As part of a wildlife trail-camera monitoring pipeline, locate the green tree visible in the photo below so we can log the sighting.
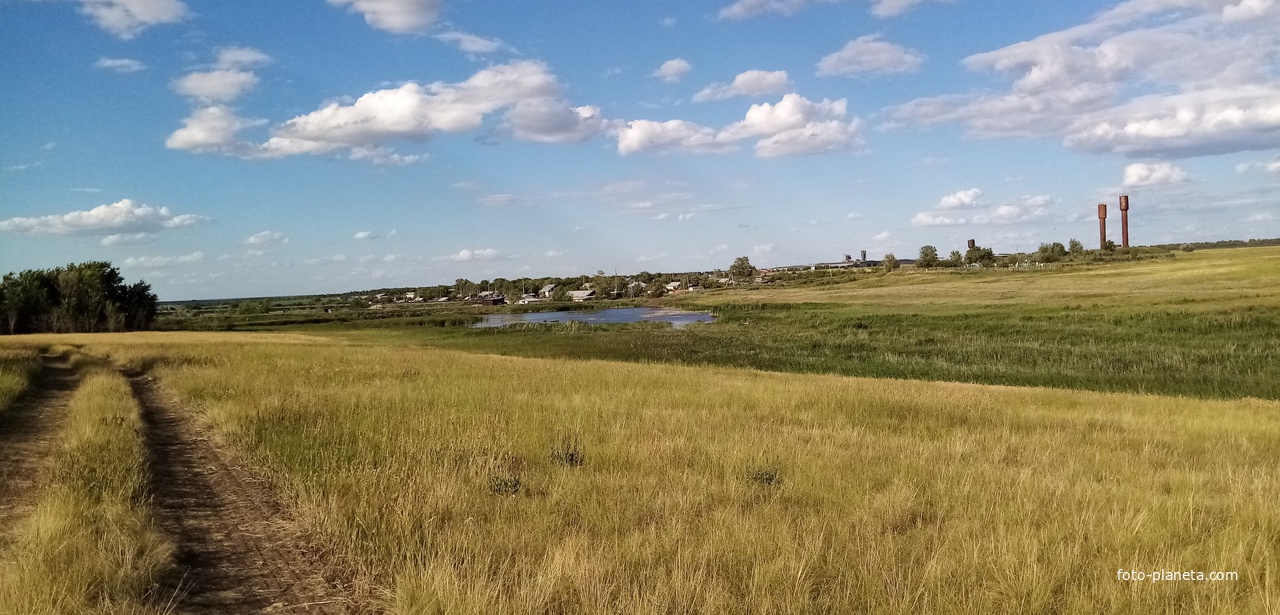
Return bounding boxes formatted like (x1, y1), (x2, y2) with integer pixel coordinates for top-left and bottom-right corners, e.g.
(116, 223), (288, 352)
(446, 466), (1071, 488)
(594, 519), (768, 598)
(1068, 238), (1084, 255)
(965, 245), (996, 267)
(728, 256), (757, 280)
(947, 250), (964, 267)
(1035, 242), (1067, 263)
(882, 253), (900, 272)
(917, 245), (939, 268)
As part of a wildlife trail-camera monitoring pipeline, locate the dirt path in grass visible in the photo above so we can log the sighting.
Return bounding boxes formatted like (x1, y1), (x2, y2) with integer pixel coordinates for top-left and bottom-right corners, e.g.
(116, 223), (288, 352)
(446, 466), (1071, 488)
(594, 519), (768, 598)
(0, 354), (78, 545)
(127, 371), (363, 614)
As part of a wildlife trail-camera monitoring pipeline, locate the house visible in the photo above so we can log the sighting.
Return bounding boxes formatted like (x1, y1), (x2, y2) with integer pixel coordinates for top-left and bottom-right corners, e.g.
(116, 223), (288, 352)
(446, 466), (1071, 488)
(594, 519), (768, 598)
(518, 294), (546, 305)
(567, 290), (596, 302)
(627, 281), (647, 290)
(435, 296), (451, 302)
(665, 281), (682, 291)
(471, 290), (506, 306)
(539, 284), (557, 298)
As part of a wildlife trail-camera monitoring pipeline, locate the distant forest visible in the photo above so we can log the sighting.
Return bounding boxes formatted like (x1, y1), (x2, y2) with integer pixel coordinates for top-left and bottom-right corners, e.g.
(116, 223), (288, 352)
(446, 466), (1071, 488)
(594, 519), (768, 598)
(1, 262), (158, 335)
(1150, 238), (1280, 250)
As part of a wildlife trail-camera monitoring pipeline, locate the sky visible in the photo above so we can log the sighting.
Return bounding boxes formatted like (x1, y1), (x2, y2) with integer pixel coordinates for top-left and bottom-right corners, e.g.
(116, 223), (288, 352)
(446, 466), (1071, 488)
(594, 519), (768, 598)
(2, 0), (1278, 300)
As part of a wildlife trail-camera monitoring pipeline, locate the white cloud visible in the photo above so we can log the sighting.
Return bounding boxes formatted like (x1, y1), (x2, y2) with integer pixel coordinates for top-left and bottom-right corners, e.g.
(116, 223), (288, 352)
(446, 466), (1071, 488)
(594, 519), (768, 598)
(256, 61), (560, 158)
(1122, 162), (1190, 187)
(652, 59), (692, 83)
(244, 231), (288, 245)
(752, 243), (775, 255)
(94, 57), (146, 73)
(215, 47), (272, 70)
(871, 231), (892, 240)
(889, 0), (1280, 158)
(847, 212), (864, 219)
(693, 70), (790, 102)
(937, 188), (983, 209)
(301, 254), (348, 265)
(816, 35), (925, 76)
(544, 250), (563, 257)
(637, 253), (668, 262)
(1244, 212), (1275, 221)
(1223, 0), (1276, 22)
(121, 251), (204, 269)
(717, 0), (944, 20)
(505, 100), (612, 143)
(166, 106), (266, 152)
(618, 93), (864, 157)
(173, 70), (260, 102)
(349, 146), (422, 165)
(79, 0), (188, 39)
(445, 248), (507, 262)
(354, 231), (376, 240)
(678, 213), (696, 222)
(662, 17), (677, 27)
(971, 197), (1051, 225)
(434, 31), (513, 55)
(328, 0), (441, 33)
(912, 212), (967, 226)
(101, 232), (156, 246)
(0, 199), (208, 237)
(651, 213), (670, 220)
(1237, 158), (1280, 174)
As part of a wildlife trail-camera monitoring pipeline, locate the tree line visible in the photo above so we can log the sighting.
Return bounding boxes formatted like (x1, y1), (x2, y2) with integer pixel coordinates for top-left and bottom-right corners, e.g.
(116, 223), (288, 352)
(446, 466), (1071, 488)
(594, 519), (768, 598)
(1, 262), (158, 334)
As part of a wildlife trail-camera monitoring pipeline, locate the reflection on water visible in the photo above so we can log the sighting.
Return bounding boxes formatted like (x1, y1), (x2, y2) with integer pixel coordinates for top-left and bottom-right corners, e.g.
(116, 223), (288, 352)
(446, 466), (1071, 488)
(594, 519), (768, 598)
(473, 307), (715, 329)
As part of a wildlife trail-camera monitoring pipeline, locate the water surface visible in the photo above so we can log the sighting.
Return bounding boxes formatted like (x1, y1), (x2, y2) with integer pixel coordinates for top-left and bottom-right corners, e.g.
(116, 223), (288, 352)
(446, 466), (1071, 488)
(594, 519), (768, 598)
(473, 307), (714, 329)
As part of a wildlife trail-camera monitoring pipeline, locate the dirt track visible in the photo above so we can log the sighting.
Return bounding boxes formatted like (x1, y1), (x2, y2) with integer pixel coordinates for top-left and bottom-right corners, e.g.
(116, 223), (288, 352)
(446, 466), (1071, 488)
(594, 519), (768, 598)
(128, 372), (362, 614)
(0, 354), (78, 545)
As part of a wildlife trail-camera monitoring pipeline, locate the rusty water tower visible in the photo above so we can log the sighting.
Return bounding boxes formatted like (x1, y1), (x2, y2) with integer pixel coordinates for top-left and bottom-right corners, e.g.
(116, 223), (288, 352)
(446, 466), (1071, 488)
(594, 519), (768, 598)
(1119, 195), (1130, 248)
(1098, 203), (1108, 249)
(967, 239), (976, 249)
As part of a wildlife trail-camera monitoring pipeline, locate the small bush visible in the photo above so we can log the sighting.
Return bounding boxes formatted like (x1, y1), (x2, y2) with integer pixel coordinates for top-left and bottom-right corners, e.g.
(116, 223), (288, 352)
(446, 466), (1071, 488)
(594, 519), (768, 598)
(746, 463), (782, 487)
(1181, 244), (1196, 252)
(550, 433), (585, 467)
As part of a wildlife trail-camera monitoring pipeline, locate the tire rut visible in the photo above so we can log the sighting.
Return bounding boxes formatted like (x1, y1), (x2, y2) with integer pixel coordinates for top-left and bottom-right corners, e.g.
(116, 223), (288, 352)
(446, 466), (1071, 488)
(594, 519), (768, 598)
(0, 353), (79, 545)
(127, 371), (361, 614)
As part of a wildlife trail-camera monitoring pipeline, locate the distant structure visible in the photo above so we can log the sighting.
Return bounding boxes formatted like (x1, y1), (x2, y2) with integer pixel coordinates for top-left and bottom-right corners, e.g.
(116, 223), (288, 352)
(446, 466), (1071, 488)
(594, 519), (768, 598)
(1098, 203), (1108, 249)
(860, 250), (867, 261)
(844, 254), (853, 263)
(1119, 194), (1131, 248)
(967, 239), (976, 249)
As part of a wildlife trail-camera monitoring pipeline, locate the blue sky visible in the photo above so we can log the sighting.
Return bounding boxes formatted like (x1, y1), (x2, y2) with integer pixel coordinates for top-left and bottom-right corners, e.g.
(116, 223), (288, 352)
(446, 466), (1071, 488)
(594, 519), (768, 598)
(2, 0), (1278, 299)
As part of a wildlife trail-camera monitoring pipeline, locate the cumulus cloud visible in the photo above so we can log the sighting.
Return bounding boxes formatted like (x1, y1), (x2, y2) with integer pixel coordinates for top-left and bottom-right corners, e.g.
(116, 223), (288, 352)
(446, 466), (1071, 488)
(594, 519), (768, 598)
(257, 61), (560, 157)
(505, 100), (613, 143)
(617, 93), (865, 157)
(173, 47), (272, 102)
(79, 0), (187, 39)
(652, 59), (692, 83)
(752, 243), (775, 255)
(912, 211), (967, 226)
(444, 248), (507, 262)
(888, 0), (1280, 158)
(101, 232), (156, 246)
(937, 188), (983, 209)
(717, 0), (944, 20)
(173, 70), (259, 102)
(121, 251), (204, 269)
(1122, 162), (1190, 187)
(816, 35), (925, 76)
(0, 199), (209, 237)
(328, 0), (441, 33)
(349, 146), (422, 165)
(434, 31), (513, 55)
(1236, 158), (1280, 174)
(94, 57), (146, 73)
(693, 70), (790, 102)
(244, 231), (288, 245)
(871, 231), (891, 241)
(1244, 212), (1275, 221)
(914, 191), (1048, 226)
(166, 106), (266, 152)
(354, 231), (376, 240)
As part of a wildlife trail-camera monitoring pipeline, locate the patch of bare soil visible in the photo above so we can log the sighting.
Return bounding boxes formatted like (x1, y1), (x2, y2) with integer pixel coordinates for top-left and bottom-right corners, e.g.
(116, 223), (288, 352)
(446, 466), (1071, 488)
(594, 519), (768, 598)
(128, 372), (364, 614)
(0, 354), (78, 544)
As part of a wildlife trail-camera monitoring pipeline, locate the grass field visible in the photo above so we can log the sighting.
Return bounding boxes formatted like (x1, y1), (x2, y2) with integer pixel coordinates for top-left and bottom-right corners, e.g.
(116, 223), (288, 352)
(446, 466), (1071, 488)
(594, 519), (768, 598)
(1, 248), (1277, 613)
(319, 247), (1280, 400)
(27, 334), (1264, 614)
(0, 348), (41, 412)
(0, 364), (172, 615)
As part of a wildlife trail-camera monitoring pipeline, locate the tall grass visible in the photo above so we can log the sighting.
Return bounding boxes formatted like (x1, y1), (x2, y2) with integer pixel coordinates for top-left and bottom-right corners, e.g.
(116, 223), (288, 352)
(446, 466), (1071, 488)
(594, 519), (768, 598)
(86, 339), (1280, 614)
(0, 366), (173, 615)
(0, 348), (41, 411)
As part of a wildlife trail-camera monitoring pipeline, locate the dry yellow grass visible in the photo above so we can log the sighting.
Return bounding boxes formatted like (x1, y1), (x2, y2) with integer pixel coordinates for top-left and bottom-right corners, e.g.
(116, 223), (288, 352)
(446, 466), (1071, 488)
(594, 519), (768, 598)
(38, 335), (1274, 614)
(0, 365), (173, 615)
(0, 347), (41, 412)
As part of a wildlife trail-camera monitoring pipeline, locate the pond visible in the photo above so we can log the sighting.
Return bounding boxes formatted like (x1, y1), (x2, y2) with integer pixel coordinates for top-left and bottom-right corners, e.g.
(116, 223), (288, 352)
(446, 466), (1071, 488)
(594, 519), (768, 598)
(473, 307), (715, 329)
